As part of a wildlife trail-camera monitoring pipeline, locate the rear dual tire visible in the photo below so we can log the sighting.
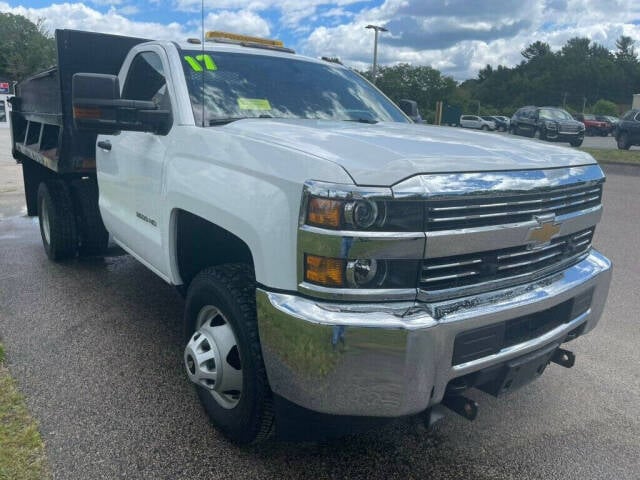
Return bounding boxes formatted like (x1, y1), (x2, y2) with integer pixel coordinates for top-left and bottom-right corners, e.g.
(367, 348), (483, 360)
(37, 179), (109, 261)
(38, 180), (78, 261)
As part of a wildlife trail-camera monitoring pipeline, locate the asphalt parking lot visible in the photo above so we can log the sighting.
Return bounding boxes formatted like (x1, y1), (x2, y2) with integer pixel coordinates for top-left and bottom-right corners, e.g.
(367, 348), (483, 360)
(0, 129), (639, 479)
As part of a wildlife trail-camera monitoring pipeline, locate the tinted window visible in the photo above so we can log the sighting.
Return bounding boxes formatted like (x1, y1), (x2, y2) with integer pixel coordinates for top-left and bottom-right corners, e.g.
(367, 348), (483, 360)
(538, 108), (572, 120)
(122, 51), (171, 110)
(180, 50), (407, 125)
(622, 110), (636, 120)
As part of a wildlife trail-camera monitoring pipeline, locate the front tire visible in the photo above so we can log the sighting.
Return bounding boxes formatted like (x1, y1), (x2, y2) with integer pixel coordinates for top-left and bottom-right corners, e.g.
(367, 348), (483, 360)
(37, 180), (78, 261)
(481, 125), (489, 131)
(570, 138), (584, 147)
(183, 264), (274, 444)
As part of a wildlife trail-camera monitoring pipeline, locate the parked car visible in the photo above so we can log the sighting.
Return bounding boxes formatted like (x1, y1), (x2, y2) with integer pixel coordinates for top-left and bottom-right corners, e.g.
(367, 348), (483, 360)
(573, 113), (610, 136)
(482, 115), (509, 131)
(614, 109), (640, 149)
(595, 115), (618, 135)
(494, 115), (511, 131)
(511, 106), (585, 147)
(460, 114), (496, 130)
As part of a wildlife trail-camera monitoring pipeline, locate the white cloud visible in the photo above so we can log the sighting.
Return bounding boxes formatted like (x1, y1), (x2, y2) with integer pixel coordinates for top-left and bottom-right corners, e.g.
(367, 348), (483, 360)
(300, 0), (640, 80)
(0, 2), (271, 43)
(0, 2), (186, 39)
(204, 10), (271, 37)
(174, 0), (364, 28)
(117, 5), (140, 15)
(1, 0), (640, 81)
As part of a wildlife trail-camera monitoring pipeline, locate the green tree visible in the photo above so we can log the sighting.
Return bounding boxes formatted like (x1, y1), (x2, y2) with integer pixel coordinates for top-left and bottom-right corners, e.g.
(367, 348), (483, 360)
(0, 13), (56, 82)
(591, 99), (618, 116)
(369, 63), (457, 117)
(615, 35), (637, 62)
(521, 41), (551, 60)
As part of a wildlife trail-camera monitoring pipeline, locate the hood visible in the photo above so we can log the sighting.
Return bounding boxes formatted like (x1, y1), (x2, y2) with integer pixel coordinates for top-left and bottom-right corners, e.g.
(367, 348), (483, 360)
(225, 119), (597, 186)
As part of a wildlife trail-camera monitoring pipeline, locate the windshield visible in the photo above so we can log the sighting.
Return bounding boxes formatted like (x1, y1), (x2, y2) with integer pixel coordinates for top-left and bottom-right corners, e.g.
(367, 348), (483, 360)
(538, 108), (573, 121)
(180, 50), (409, 125)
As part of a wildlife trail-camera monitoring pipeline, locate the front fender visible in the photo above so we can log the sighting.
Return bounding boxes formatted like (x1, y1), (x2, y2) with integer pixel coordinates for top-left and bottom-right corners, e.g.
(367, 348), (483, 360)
(163, 126), (352, 290)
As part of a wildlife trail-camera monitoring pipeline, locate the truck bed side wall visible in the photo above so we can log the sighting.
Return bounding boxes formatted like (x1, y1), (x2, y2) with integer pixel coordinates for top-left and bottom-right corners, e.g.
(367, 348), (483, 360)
(11, 29), (148, 175)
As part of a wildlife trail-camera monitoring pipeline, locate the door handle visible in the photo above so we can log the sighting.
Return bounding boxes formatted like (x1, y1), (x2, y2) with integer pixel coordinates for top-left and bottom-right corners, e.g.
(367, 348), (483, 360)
(97, 140), (112, 151)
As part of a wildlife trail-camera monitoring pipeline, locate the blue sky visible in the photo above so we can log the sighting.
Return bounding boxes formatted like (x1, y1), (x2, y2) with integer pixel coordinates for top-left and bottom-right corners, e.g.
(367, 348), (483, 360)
(1, 1), (639, 80)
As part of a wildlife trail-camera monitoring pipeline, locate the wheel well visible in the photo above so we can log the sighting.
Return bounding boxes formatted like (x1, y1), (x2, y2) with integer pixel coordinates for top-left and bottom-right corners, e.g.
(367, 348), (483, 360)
(175, 210), (254, 287)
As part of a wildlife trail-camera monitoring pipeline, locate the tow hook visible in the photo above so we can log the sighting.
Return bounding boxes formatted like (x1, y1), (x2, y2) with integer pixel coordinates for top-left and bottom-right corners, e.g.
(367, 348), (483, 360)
(551, 348), (576, 368)
(441, 395), (479, 421)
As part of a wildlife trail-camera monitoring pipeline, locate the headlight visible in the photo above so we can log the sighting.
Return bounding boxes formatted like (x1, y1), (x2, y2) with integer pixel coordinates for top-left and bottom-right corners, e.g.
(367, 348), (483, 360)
(544, 120), (558, 129)
(344, 199), (379, 229)
(346, 259), (386, 287)
(303, 185), (422, 232)
(299, 181), (424, 299)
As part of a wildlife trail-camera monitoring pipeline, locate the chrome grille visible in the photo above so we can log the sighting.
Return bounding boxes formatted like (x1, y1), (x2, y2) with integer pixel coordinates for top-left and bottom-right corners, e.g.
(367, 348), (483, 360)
(558, 124), (581, 134)
(420, 228), (594, 293)
(426, 183), (602, 231)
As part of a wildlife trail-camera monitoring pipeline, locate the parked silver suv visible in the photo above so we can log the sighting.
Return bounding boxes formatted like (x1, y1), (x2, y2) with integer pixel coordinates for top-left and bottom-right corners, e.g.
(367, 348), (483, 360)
(459, 114), (496, 131)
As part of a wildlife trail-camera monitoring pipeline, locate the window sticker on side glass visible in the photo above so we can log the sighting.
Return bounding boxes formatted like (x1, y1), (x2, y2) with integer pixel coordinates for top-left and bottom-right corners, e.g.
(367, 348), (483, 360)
(237, 98), (272, 110)
(184, 54), (217, 72)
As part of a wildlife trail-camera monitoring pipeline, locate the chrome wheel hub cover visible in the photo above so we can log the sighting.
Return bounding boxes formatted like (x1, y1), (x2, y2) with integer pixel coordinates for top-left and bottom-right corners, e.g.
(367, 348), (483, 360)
(184, 305), (243, 409)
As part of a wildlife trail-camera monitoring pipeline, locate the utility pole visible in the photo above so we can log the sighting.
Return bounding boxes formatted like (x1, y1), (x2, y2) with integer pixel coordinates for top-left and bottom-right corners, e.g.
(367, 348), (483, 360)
(365, 25), (388, 84)
(563, 92), (567, 109)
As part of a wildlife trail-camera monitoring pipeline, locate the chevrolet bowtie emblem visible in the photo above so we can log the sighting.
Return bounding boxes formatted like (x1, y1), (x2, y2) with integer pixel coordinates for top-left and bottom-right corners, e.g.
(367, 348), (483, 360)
(527, 215), (561, 247)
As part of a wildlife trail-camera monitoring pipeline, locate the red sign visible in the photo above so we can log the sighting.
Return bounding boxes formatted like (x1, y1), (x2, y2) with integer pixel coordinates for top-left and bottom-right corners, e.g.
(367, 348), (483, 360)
(0, 82), (9, 94)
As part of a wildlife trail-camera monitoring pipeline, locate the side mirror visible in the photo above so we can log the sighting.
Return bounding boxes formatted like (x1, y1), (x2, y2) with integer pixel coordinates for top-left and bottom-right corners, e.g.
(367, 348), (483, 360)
(398, 99), (422, 123)
(72, 73), (171, 135)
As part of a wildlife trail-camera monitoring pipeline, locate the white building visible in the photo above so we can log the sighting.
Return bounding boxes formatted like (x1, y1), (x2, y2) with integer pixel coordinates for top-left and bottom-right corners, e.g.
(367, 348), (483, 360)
(0, 94), (12, 129)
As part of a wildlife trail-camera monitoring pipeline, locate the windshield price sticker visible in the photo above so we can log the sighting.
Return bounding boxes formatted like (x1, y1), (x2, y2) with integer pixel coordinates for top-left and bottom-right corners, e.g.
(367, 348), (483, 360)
(184, 54), (217, 72)
(237, 98), (272, 110)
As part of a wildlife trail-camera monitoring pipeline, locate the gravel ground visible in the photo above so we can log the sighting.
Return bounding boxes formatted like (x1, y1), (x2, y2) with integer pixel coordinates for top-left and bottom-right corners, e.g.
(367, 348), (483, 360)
(0, 129), (638, 479)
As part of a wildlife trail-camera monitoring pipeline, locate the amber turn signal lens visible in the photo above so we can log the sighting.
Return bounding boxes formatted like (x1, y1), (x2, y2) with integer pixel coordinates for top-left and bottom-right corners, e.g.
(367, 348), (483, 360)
(307, 197), (342, 228)
(304, 255), (345, 287)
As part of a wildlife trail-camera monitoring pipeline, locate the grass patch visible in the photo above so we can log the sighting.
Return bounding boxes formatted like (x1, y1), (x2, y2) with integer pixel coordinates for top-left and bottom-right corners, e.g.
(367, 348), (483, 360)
(0, 343), (50, 480)
(580, 147), (640, 165)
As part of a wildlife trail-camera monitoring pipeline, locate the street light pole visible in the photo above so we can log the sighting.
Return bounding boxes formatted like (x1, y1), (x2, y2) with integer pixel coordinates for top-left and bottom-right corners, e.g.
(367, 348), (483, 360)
(365, 24), (388, 84)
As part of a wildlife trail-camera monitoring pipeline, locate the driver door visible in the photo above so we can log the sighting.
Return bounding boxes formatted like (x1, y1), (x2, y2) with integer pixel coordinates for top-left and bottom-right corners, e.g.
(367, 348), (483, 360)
(97, 48), (173, 277)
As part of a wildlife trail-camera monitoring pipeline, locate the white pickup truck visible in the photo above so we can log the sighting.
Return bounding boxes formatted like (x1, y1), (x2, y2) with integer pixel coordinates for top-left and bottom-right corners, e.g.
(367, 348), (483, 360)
(11, 30), (612, 444)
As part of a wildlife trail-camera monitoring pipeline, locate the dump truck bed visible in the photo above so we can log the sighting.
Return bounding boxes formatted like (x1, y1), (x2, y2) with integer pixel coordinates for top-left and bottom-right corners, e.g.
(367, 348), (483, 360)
(10, 29), (148, 174)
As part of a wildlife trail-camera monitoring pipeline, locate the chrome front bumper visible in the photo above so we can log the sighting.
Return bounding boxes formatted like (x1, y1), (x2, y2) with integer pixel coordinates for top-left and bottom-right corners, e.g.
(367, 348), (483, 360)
(257, 250), (612, 417)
